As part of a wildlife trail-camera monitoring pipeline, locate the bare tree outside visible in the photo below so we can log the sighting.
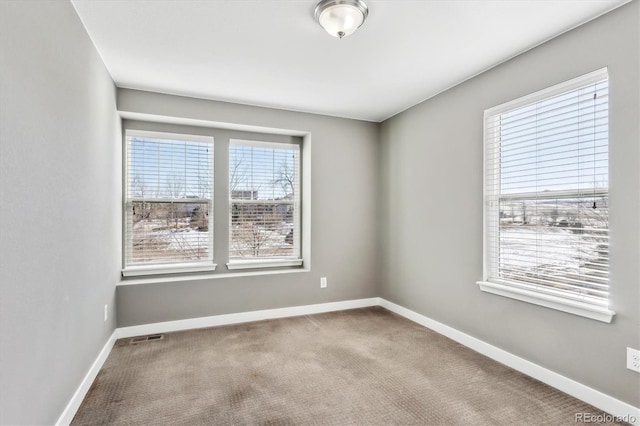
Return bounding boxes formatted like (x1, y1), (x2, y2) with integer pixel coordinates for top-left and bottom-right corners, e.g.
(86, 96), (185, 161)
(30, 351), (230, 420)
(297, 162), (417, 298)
(229, 151), (247, 193)
(131, 174), (150, 223)
(229, 144), (298, 259)
(273, 158), (295, 197)
(126, 136), (212, 266)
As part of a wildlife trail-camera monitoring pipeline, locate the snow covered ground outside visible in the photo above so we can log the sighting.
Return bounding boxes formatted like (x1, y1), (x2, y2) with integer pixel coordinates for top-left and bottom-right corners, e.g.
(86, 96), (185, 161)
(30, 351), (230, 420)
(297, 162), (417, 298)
(498, 225), (608, 299)
(131, 218), (295, 262)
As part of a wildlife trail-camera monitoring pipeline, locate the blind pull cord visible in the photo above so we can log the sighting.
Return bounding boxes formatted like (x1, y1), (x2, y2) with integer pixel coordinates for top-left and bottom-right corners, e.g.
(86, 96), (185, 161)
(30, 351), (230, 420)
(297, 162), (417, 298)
(592, 91), (597, 210)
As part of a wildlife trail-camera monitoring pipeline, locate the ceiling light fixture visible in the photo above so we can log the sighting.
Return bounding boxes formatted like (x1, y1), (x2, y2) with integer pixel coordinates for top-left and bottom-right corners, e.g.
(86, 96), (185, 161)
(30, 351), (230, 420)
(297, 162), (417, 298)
(314, 0), (369, 39)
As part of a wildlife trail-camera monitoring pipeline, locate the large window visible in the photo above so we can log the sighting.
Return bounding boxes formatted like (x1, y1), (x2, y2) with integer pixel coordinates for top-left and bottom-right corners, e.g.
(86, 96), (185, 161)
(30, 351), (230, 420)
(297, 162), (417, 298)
(122, 128), (305, 277)
(227, 140), (302, 269)
(123, 130), (214, 276)
(479, 68), (614, 322)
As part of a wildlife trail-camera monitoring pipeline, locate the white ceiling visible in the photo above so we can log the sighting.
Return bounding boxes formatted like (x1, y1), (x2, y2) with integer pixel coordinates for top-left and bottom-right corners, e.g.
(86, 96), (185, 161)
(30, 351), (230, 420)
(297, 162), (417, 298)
(71, 0), (628, 122)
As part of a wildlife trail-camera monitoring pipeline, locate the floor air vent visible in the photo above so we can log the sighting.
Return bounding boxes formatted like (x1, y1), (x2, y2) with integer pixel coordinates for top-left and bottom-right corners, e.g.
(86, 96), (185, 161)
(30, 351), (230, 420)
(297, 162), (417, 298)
(129, 334), (164, 344)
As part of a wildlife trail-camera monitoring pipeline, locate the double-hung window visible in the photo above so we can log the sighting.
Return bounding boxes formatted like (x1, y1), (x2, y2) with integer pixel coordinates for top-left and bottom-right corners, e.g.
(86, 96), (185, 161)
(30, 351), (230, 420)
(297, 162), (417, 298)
(478, 68), (614, 322)
(123, 130), (215, 276)
(227, 140), (302, 270)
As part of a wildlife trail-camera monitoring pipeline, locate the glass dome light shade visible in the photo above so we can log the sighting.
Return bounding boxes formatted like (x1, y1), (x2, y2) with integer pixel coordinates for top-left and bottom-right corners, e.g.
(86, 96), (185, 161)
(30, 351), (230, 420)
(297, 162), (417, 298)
(315, 0), (369, 39)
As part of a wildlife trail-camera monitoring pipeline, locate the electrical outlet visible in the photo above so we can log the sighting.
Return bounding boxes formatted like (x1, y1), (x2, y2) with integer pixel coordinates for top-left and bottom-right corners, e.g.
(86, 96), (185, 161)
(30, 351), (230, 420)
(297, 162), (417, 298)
(320, 277), (327, 288)
(104, 304), (108, 322)
(627, 347), (640, 373)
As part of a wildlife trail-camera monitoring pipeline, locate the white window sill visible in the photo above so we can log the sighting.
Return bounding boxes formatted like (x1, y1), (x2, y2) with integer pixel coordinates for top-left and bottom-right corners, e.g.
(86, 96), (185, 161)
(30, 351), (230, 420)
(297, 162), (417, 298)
(118, 267), (308, 286)
(226, 259), (303, 270)
(122, 263), (217, 277)
(477, 280), (615, 323)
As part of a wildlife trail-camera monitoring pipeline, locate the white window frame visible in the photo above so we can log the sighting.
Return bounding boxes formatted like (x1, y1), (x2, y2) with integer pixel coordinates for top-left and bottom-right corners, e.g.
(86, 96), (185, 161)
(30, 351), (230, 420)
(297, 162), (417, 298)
(477, 68), (615, 323)
(122, 130), (216, 277)
(227, 139), (303, 270)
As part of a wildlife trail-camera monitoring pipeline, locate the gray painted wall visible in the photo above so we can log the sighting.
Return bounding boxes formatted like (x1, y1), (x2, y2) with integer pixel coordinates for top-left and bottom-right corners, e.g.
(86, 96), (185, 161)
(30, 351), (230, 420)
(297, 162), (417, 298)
(379, 2), (639, 406)
(1, 1), (637, 424)
(116, 89), (381, 327)
(0, 1), (121, 424)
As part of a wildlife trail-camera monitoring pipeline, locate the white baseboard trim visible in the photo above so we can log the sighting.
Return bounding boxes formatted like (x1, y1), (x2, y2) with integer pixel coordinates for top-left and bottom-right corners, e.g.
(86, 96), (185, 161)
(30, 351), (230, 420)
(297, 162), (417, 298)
(116, 297), (380, 339)
(55, 330), (118, 426)
(58, 298), (378, 424)
(58, 297), (639, 426)
(378, 298), (640, 426)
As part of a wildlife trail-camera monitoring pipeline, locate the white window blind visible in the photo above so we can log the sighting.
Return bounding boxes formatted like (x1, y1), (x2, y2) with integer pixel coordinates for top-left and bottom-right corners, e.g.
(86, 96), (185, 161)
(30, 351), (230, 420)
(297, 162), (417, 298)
(124, 130), (214, 273)
(481, 68), (613, 321)
(229, 140), (301, 264)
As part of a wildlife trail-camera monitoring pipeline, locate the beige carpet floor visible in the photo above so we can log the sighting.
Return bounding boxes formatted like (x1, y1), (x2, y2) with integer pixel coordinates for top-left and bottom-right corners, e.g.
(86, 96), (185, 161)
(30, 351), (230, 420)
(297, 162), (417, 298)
(72, 307), (623, 425)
